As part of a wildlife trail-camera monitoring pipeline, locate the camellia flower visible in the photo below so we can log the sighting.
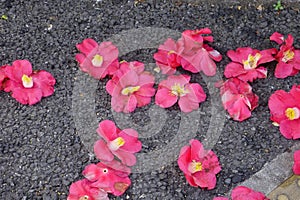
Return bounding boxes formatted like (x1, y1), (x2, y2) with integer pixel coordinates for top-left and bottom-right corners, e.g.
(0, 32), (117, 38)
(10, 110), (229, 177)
(75, 38), (119, 79)
(106, 61), (155, 113)
(268, 85), (300, 139)
(177, 28), (222, 76)
(94, 120), (142, 166)
(67, 179), (109, 200)
(293, 150), (300, 175)
(224, 47), (276, 82)
(83, 161), (131, 196)
(213, 186), (269, 200)
(155, 74), (206, 113)
(217, 78), (259, 122)
(0, 65), (8, 90)
(177, 139), (221, 190)
(270, 32), (300, 78)
(4, 60), (56, 105)
(153, 38), (181, 75)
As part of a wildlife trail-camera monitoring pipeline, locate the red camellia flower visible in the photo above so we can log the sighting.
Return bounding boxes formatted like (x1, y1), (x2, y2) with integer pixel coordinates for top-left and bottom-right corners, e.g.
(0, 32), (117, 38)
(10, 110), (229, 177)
(83, 161), (131, 196)
(106, 61), (156, 113)
(177, 139), (221, 190)
(94, 120), (142, 166)
(4, 60), (56, 105)
(177, 28), (222, 76)
(224, 47), (276, 82)
(231, 186), (270, 200)
(0, 65), (8, 90)
(75, 38), (119, 79)
(293, 150), (300, 175)
(155, 74), (206, 113)
(270, 32), (300, 78)
(153, 38), (181, 75)
(268, 85), (300, 139)
(67, 179), (109, 200)
(217, 78), (259, 121)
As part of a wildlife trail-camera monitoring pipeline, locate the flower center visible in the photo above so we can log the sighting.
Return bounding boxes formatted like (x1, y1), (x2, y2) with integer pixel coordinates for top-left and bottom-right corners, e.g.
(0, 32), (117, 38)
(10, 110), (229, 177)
(22, 74), (33, 88)
(243, 53), (261, 70)
(285, 107), (300, 120)
(92, 54), (103, 67)
(121, 86), (140, 95)
(108, 137), (125, 151)
(171, 83), (189, 97)
(188, 160), (203, 173)
(79, 195), (89, 200)
(168, 50), (176, 55)
(282, 50), (294, 63)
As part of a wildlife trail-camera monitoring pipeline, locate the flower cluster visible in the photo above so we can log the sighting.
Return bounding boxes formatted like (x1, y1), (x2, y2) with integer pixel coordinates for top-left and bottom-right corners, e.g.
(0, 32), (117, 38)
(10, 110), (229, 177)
(177, 139), (221, 190)
(0, 60), (55, 105)
(67, 120), (142, 199)
(213, 186), (269, 200)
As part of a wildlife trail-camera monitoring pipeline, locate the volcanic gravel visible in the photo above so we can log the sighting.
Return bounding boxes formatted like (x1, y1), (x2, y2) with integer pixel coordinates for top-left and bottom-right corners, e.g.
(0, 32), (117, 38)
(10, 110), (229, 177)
(1, 0), (300, 199)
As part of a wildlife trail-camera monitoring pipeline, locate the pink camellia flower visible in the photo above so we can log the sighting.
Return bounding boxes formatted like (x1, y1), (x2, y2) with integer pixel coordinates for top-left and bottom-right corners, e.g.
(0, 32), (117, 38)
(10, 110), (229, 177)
(0, 65), (8, 90)
(94, 120), (142, 166)
(177, 139), (221, 190)
(224, 47), (276, 82)
(83, 161), (131, 196)
(270, 32), (300, 78)
(4, 60), (56, 105)
(268, 85), (300, 139)
(153, 38), (181, 75)
(155, 74), (206, 113)
(75, 38), (119, 79)
(231, 186), (270, 200)
(67, 179), (109, 200)
(177, 28), (222, 76)
(293, 150), (300, 175)
(217, 78), (259, 122)
(106, 61), (155, 113)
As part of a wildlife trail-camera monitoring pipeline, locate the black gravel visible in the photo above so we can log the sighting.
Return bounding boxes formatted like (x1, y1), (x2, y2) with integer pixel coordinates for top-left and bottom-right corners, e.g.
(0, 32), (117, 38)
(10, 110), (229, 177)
(1, 0), (300, 199)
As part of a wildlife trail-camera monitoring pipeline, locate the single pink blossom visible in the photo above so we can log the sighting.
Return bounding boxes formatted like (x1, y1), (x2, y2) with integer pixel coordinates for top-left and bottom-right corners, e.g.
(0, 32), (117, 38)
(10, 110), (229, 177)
(293, 150), (300, 175)
(106, 61), (155, 113)
(75, 38), (119, 79)
(177, 28), (222, 76)
(270, 32), (300, 78)
(177, 139), (221, 190)
(155, 74), (206, 112)
(4, 60), (55, 105)
(231, 186), (269, 200)
(268, 85), (300, 139)
(67, 179), (109, 200)
(94, 120), (142, 166)
(83, 161), (131, 196)
(224, 47), (276, 82)
(153, 38), (181, 75)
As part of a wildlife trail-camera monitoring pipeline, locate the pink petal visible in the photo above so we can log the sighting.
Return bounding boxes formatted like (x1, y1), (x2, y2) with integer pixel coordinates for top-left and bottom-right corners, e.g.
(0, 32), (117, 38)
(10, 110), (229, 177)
(11, 87), (43, 105)
(76, 38), (98, 55)
(184, 173), (198, 187)
(32, 70), (56, 97)
(279, 119), (300, 139)
(227, 47), (253, 63)
(270, 32), (284, 45)
(97, 120), (118, 141)
(275, 61), (294, 78)
(155, 87), (178, 108)
(113, 150), (137, 166)
(119, 129), (142, 153)
(177, 145), (191, 174)
(124, 94), (138, 113)
(224, 62), (246, 79)
(193, 171), (217, 190)
(293, 150), (300, 175)
(94, 139), (115, 161)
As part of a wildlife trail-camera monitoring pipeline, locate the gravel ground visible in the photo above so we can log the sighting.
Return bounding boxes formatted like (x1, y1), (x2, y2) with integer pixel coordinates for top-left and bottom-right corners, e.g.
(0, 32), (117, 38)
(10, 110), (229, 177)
(1, 0), (300, 199)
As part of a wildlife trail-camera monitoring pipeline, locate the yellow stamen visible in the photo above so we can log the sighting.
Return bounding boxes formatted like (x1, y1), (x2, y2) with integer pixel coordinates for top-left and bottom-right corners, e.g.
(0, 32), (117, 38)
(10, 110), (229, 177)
(109, 137), (125, 151)
(79, 195), (89, 200)
(188, 160), (203, 173)
(243, 53), (261, 70)
(282, 50), (294, 63)
(92, 54), (103, 67)
(121, 86), (140, 95)
(22, 74), (33, 88)
(171, 83), (189, 97)
(285, 107), (300, 120)
(168, 50), (176, 55)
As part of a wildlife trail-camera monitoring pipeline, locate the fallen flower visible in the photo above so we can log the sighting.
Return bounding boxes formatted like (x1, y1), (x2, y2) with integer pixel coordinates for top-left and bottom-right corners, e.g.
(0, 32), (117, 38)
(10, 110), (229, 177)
(270, 32), (300, 78)
(75, 38), (119, 79)
(213, 186), (269, 200)
(217, 78), (259, 121)
(106, 61), (156, 113)
(4, 60), (56, 105)
(153, 38), (181, 75)
(268, 85), (300, 139)
(224, 47), (276, 82)
(177, 139), (221, 190)
(67, 179), (109, 200)
(293, 150), (300, 175)
(94, 120), (142, 166)
(155, 74), (206, 112)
